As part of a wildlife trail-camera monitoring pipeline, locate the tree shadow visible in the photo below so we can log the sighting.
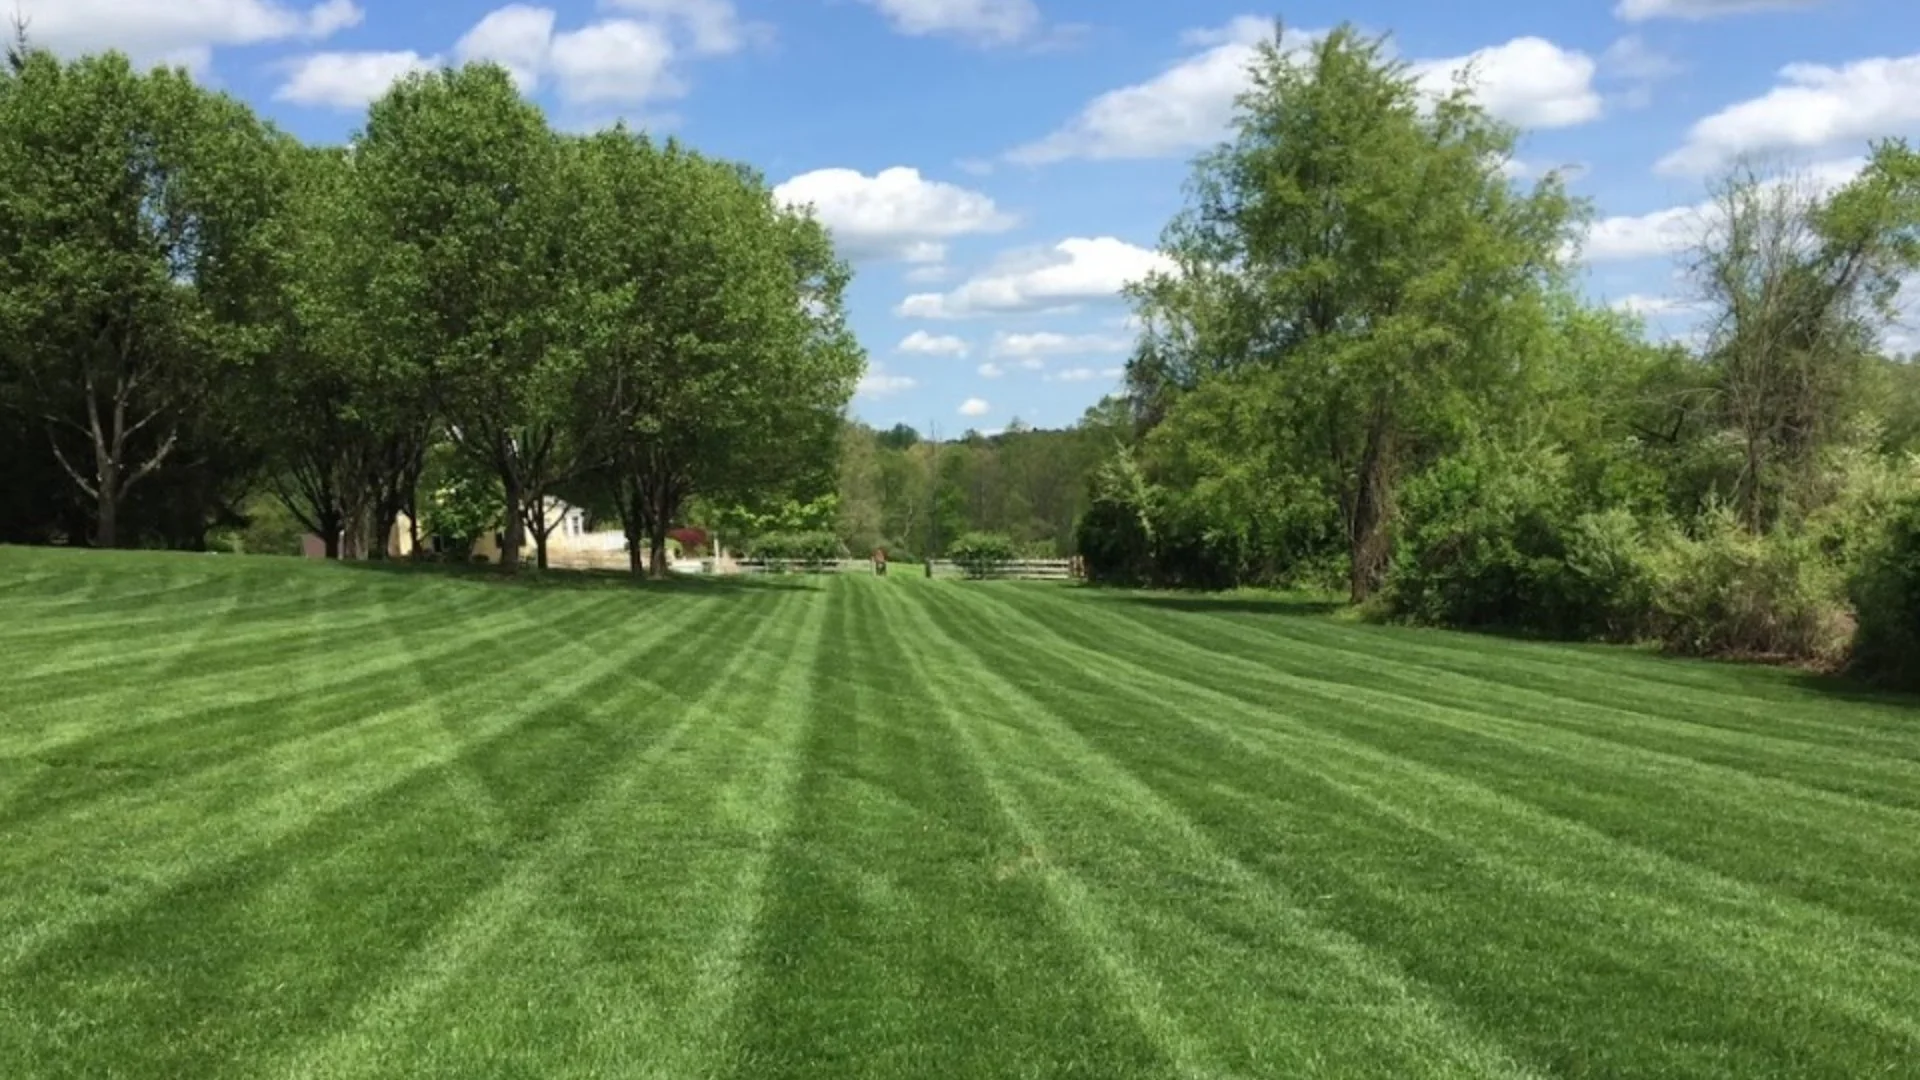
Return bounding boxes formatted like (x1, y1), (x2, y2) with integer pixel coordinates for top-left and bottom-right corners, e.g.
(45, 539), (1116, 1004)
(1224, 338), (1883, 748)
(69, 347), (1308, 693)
(1785, 669), (1920, 711)
(334, 560), (824, 594)
(1091, 590), (1346, 619)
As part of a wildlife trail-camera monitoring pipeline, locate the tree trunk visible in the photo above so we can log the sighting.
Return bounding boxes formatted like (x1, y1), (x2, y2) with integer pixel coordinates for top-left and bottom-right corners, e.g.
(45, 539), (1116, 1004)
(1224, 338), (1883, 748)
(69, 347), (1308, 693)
(535, 531), (550, 571)
(94, 477), (119, 549)
(322, 528), (341, 560)
(650, 523), (670, 581)
(1347, 408), (1397, 605)
(499, 470), (524, 571)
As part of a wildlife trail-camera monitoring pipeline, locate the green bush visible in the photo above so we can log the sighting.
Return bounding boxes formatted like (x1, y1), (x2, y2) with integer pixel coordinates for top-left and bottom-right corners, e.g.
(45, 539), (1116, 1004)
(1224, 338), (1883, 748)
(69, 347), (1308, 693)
(750, 531), (845, 569)
(1849, 493), (1920, 687)
(1647, 505), (1850, 664)
(948, 532), (1017, 578)
(1076, 450), (1158, 586)
(1558, 509), (1662, 641)
(1386, 444), (1579, 633)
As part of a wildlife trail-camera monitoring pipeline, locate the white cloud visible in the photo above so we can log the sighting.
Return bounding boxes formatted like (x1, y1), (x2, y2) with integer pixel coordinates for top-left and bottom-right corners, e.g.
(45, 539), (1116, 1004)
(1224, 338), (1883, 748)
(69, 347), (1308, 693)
(1011, 20), (1601, 164)
(1008, 17), (1304, 164)
(306, 0), (364, 37)
(772, 167), (1015, 263)
(1657, 53), (1920, 175)
(1045, 367), (1108, 383)
(441, 3), (758, 108)
(856, 0), (1041, 45)
(905, 264), (953, 284)
(859, 364), (917, 399)
(546, 20), (681, 105)
(1600, 35), (1681, 108)
(978, 362), (1006, 378)
(1609, 293), (1701, 316)
(454, 5), (557, 92)
(275, 50), (439, 108)
(1412, 38), (1603, 129)
(898, 237), (1173, 319)
(899, 331), (970, 358)
(959, 396), (992, 417)
(1584, 203), (1704, 262)
(1615, 0), (1829, 20)
(19, 0), (361, 70)
(989, 331), (1133, 359)
(604, 0), (766, 55)
(1580, 155), (1865, 262)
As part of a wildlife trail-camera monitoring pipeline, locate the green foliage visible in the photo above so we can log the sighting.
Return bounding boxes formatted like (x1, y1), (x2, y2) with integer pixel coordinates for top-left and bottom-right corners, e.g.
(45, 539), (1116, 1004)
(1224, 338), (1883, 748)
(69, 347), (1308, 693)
(423, 459), (504, 550)
(1076, 448), (1159, 586)
(749, 531), (844, 568)
(0, 47), (286, 547)
(1387, 444), (1578, 632)
(947, 532), (1017, 577)
(1647, 506), (1851, 664)
(1849, 489), (1920, 686)
(1125, 20), (1581, 600)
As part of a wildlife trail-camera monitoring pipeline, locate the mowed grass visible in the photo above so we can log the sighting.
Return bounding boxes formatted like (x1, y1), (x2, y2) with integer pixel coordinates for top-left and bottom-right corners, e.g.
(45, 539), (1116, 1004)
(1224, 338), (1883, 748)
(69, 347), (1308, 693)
(3, 549), (1919, 1079)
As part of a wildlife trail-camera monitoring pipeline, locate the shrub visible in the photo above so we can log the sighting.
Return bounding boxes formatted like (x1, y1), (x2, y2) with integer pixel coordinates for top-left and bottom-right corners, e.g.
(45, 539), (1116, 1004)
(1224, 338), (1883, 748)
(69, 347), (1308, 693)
(750, 531), (844, 569)
(1076, 450), (1158, 586)
(1849, 492), (1920, 687)
(1386, 444), (1578, 633)
(1647, 505), (1851, 665)
(1557, 509), (1662, 641)
(948, 532), (1017, 578)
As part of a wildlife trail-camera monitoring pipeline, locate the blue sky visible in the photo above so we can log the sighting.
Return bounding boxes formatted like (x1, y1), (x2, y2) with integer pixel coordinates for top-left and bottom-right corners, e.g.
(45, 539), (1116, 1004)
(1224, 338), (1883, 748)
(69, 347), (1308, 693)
(26, 0), (1920, 433)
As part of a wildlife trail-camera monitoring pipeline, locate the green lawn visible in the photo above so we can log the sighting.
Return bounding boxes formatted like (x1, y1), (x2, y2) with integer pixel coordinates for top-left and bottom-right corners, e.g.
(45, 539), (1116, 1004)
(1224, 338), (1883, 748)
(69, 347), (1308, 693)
(3, 548), (1919, 1079)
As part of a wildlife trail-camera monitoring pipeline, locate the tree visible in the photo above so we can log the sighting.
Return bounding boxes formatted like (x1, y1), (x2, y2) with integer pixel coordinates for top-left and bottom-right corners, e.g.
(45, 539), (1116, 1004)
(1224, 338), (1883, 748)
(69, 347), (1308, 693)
(353, 63), (561, 571)
(1692, 142), (1920, 530)
(0, 49), (285, 547)
(573, 129), (861, 578)
(1128, 23), (1580, 600)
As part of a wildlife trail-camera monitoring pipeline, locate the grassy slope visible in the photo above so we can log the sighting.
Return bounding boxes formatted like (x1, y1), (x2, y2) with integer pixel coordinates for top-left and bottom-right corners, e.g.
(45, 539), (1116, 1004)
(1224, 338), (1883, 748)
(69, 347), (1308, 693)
(1, 547), (1918, 1079)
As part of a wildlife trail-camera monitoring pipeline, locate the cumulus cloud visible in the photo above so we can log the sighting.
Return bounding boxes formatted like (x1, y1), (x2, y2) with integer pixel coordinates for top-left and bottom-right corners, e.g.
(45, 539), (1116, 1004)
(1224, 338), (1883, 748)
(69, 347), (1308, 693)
(856, 0), (1041, 46)
(773, 168), (1015, 264)
(1615, 0), (1830, 20)
(1007, 17), (1304, 164)
(1010, 19), (1601, 164)
(977, 362), (1006, 378)
(899, 331), (970, 358)
(858, 364), (917, 399)
(454, 5), (557, 92)
(989, 331), (1134, 359)
(1413, 38), (1603, 129)
(1657, 53), (1920, 175)
(897, 237), (1173, 319)
(1580, 156), (1865, 262)
(546, 20), (681, 105)
(345, 2), (760, 111)
(275, 50), (439, 108)
(19, 0), (361, 72)
(604, 0), (769, 55)
(958, 397), (993, 417)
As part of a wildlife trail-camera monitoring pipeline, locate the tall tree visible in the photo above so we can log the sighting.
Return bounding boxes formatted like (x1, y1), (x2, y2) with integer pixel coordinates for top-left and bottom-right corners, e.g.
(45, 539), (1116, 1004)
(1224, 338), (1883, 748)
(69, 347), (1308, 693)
(1692, 142), (1920, 529)
(354, 63), (559, 570)
(574, 129), (861, 578)
(0, 50), (285, 547)
(1129, 23), (1579, 600)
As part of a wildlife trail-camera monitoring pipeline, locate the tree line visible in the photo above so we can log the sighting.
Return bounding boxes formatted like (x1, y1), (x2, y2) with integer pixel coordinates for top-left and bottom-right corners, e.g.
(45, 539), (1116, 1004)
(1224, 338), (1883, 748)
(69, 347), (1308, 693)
(1071, 24), (1920, 685)
(0, 42), (861, 576)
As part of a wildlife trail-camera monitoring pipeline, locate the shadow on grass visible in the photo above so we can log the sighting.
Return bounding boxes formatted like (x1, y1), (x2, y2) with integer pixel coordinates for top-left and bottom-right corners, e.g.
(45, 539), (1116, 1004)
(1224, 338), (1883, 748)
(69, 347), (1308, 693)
(1085, 589), (1346, 619)
(335, 559), (824, 594)
(1786, 670), (1920, 710)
